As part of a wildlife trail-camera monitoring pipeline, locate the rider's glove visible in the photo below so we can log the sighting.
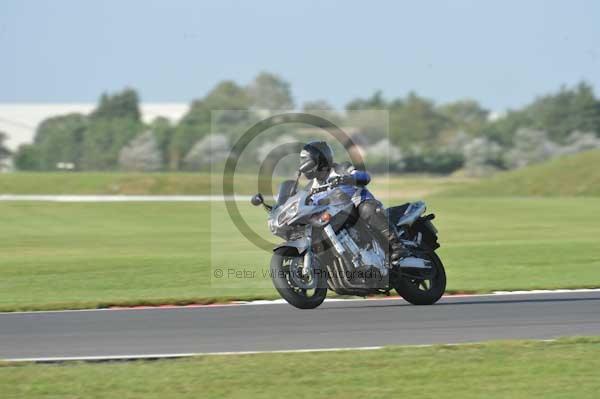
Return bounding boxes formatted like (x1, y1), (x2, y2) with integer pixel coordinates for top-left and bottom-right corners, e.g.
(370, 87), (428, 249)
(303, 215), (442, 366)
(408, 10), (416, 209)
(327, 175), (355, 186)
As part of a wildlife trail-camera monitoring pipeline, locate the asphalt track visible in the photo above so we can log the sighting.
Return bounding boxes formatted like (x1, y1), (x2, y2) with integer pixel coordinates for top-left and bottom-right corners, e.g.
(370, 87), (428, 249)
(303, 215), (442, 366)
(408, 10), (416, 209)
(1, 291), (600, 361)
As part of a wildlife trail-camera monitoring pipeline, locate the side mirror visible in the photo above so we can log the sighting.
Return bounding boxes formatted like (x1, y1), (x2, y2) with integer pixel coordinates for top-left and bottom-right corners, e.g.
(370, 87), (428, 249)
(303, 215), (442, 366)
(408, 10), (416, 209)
(250, 193), (264, 206)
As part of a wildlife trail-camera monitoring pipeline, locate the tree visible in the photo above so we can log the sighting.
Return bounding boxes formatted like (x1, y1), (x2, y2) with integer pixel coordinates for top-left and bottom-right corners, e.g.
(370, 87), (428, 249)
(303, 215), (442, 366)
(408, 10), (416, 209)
(13, 144), (40, 170)
(82, 89), (143, 170)
(363, 139), (404, 173)
(247, 72), (294, 109)
(301, 100), (343, 127)
(118, 131), (163, 172)
(302, 100), (334, 111)
(557, 130), (600, 156)
(462, 137), (503, 176)
(346, 110), (388, 144)
(90, 88), (141, 121)
(173, 80), (255, 170)
(176, 81), (251, 140)
(482, 109), (532, 145)
(11, 87), (144, 171)
(204, 80), (252, 110)
(345, 90), (386, 111)
(171, 99), (212, 170)
(402, 147), (464, 174)
(8, 113), (88, 171)
(0, 131), (11, 169)
(527, 82), (600, 142)
(150, 117), (176, 170)
(345, 92), (392, 146)
(504, 128), (559, 169)
(183, 134), (230, 170)
(82, 118), (142, 170)
(31, 114), (87, 170)
(484, 82), (600, 145)
(389, 92), (450, 147)
(439, 99), (489, 135)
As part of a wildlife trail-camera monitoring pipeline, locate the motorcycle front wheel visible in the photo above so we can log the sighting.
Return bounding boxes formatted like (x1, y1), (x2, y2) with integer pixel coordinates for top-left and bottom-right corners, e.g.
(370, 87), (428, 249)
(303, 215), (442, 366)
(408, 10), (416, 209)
(392, 250), (446, 305)
(270, 247), (327, 309)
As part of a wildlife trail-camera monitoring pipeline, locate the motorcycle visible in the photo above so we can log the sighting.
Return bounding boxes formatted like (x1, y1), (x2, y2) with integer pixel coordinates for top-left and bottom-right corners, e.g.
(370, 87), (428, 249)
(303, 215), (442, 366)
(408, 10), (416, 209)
(250, 169), (446, 309)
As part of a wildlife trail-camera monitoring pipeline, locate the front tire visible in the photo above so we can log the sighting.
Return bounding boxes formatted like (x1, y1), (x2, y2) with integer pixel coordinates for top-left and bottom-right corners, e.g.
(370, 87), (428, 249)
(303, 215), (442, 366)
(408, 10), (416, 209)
(270, 248), (327, 309)
(392, 251), (446, 305)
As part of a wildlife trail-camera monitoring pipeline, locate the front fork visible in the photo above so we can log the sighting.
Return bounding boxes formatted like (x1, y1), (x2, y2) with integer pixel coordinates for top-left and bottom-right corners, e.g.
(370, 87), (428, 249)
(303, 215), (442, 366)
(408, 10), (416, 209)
(302, 225), (313, 277)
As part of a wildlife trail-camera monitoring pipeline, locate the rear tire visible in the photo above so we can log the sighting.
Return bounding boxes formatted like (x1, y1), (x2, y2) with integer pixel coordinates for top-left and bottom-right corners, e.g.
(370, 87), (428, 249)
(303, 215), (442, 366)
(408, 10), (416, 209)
(270, 248), (327, 309)
(393, 251), (446, 305)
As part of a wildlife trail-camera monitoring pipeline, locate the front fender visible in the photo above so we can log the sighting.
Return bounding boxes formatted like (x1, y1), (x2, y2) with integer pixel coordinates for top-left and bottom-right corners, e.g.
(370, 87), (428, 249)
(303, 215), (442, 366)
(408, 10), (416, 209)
(273, 238), (309, 255)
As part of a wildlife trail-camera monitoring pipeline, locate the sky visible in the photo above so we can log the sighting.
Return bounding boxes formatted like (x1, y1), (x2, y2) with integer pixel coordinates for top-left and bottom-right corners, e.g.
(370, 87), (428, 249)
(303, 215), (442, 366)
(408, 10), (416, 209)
(1, 0), (599, 112)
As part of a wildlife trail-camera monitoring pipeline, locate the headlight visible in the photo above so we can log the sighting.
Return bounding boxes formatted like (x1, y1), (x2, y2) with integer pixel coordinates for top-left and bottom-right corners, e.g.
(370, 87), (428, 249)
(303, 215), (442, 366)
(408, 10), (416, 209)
(277, 200), (299, 225)
(268, 218), (277, 233)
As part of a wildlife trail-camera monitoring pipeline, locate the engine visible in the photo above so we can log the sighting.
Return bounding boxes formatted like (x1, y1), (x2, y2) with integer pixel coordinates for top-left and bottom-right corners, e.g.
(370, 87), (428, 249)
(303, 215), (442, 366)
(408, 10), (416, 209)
(331, 226), (388, 276)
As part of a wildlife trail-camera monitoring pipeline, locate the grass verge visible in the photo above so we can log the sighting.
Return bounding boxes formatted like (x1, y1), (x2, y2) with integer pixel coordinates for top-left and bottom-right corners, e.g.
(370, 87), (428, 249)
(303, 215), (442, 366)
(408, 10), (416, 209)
(1, 197), (599, 311)
(1, 337), (599, 399)
(444, 149), (600, 197)
(0, 172), (467, 197)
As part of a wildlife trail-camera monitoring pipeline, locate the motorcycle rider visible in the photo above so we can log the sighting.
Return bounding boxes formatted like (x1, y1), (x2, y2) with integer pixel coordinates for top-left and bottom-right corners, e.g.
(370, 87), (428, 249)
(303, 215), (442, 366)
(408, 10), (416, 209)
(299, 140), (408, 262)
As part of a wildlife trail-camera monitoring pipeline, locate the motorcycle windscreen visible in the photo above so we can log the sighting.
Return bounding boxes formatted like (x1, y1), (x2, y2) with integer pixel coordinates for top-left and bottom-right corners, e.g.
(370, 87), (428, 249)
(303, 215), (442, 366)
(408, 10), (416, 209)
(275, 180), (297, 206)
(311, 185), (355, 205)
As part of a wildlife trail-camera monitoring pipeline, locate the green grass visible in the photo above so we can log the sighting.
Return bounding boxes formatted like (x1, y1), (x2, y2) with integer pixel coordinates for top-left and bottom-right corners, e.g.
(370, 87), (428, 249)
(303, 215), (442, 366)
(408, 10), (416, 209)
(446, 150), (600, 197)
(3, 150), (599, 198)
(2, 337), (599, 399)
(1, 196), (599, 311)
(0, 171), (470, 197)
(0, 172), (256, 195)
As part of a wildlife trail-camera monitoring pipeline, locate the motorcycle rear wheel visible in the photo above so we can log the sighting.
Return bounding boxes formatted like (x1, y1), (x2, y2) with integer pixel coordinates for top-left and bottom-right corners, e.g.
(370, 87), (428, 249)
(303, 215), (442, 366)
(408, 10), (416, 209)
(392, 251), (446, 305)
(270, 248), (327, 309)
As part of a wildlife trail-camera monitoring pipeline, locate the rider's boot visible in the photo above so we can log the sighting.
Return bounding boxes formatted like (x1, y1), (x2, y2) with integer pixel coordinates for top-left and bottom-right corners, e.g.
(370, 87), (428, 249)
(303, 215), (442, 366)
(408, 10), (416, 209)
(375, 215), (432, 269)
(361, 201), (409, 262)
(379, 224), (409, 263)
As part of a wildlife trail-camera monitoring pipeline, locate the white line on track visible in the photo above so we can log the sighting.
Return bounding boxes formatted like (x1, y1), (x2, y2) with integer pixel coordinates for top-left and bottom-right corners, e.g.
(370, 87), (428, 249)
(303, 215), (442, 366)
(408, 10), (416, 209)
(231, 288), (600, 306)
(1, 288), (599, 315)
(4, 346), (385, 363)
(4, 339), (563, 363)
(0, 195), (255, 202)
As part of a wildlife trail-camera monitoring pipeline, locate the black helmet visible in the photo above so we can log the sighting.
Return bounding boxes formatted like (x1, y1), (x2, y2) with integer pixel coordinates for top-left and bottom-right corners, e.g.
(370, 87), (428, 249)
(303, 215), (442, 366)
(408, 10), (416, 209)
(299, 141), (334, 179)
